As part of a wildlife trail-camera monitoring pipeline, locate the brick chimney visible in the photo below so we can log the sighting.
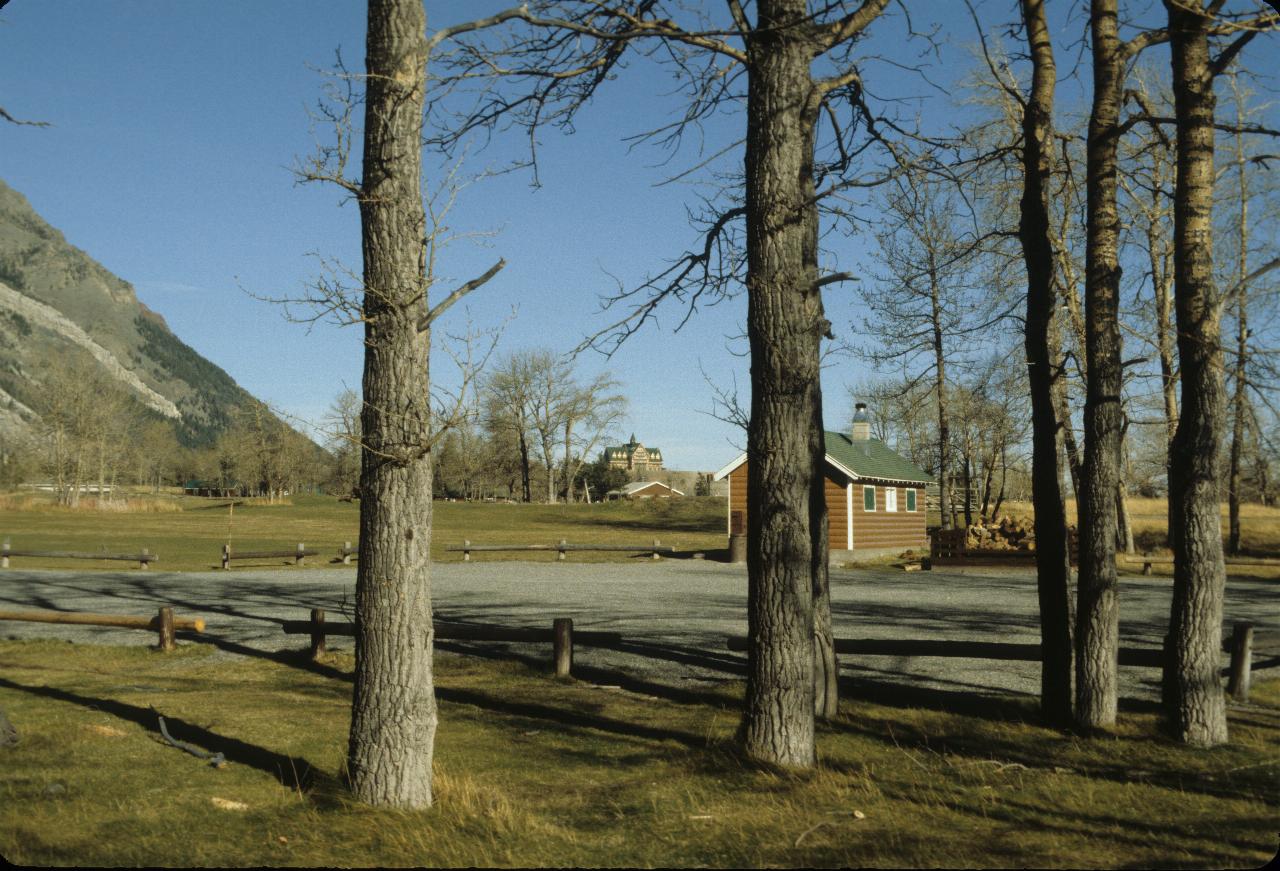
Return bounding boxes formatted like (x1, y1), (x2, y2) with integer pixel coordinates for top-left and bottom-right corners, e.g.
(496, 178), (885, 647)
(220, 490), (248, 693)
(852, 402), (871, 441)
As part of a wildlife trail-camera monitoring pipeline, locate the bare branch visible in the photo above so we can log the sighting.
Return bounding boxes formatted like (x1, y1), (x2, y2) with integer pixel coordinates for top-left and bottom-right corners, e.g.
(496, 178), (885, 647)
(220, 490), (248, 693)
(417, 258), (507, 332)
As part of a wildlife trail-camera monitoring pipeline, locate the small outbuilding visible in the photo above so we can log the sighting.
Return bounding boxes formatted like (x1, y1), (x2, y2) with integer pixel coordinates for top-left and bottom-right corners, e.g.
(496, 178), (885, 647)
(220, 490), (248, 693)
(606, 480), (685, 501)
(712, 403), (934, 561)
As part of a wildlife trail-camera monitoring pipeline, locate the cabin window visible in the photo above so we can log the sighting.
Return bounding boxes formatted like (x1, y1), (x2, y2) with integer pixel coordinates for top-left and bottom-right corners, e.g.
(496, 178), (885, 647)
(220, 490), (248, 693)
(863, 485), (876, 511)
(885, 487), (898, 512)
(906, 488), (917, 512)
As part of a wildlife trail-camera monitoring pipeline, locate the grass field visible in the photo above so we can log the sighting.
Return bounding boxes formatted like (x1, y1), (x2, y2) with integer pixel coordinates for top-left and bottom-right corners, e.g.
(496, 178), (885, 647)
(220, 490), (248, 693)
(0, 640), (1276, 868)
(0, 492), (728, 571)
(4, 490), (1280, 577)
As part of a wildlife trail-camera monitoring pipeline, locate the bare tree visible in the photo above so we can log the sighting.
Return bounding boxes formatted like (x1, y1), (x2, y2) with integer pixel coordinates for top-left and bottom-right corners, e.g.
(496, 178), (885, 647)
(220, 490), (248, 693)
(561, 372), (627, 502)
(435, 0), (903, 764)
(1075, 0), (1180, 732)
(292, 0), (511, 807)
(1161, 0), (1276, 748)
(323, 388), (362, 498)
(1010, 0), (1077, 727)
(859, 166), (995, 532)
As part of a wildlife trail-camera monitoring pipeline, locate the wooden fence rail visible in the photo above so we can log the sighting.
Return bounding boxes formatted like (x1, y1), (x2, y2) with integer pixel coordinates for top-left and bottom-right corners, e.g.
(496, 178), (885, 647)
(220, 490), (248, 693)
(221, 543), (316, 569)
(445, 539), (674, 561)
(0, 607), (205, 651)
(282, 608), (622, 677)
(2, 539), (156, 570)
(725, 624), (1256, 702)
(1119, 554), (1280, 575)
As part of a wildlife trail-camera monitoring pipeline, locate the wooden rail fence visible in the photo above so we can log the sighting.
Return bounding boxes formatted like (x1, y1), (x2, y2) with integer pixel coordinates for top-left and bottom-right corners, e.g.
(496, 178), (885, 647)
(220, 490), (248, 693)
(725, 622), (1257, 702)
(282, 608), (622, 677)
(0, 607), (205, 651)
(1119, 554), (1280, 575)
(221, 543), (316, 569)
(446, 539), (674, 561)
(2, 538), (157, 569)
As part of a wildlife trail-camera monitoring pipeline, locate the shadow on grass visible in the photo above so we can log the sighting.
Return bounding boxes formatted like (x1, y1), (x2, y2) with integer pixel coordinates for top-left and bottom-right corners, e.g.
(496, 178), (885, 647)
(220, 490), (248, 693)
(832, 699), (1277, 804)
(0, 675), (334, 796)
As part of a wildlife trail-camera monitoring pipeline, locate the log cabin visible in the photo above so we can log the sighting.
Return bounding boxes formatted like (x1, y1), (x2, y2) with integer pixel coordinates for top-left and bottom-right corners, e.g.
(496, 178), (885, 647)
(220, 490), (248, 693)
(712, 403), (934, 561)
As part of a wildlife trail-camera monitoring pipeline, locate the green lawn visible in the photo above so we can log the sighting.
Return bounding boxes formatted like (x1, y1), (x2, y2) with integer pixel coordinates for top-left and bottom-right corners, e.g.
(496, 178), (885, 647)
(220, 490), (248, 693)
(0, 492), (728, 571)
(0, 639), (1276, 868)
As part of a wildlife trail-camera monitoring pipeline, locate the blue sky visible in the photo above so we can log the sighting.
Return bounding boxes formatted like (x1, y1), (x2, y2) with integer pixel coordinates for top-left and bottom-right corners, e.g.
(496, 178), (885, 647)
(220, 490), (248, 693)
(0, 0), (1195, 470)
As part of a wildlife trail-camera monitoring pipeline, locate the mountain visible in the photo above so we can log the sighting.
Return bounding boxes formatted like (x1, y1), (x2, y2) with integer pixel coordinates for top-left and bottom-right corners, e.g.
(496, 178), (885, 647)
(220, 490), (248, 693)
(0, 177), (279, 448)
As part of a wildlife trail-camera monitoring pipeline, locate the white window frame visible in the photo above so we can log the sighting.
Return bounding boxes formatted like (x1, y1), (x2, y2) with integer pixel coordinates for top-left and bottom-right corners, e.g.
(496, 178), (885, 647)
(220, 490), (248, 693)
(863, 485), (876, 512)
(906, 488), (917, 512)
(885, 487), (898, 512)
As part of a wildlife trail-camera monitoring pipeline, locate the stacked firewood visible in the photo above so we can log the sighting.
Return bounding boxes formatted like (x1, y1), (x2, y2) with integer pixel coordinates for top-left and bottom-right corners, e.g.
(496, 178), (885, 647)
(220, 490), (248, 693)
(965, 516), (1035, 551)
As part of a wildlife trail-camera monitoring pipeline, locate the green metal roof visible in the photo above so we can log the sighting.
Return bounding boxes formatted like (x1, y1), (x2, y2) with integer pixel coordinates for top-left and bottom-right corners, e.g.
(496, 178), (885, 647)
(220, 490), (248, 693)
(823, 432), (934, 484)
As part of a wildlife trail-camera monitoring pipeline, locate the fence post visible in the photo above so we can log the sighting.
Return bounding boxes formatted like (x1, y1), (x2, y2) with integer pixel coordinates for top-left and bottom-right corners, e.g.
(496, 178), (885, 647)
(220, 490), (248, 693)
(558, 539), (567, 561)
(1, 538), (8, 569)
(343, 542), (351, 565)
(222, 544), (230, 570)
(553, 617), (573, 678)
(1227, 622), (1253, 703)
(652, 538), (661, 560)
(157, 607), (175, 652)
(463, 539), (471, 562)
(310, 608), (327, 661)
(296, 543), (305, 566)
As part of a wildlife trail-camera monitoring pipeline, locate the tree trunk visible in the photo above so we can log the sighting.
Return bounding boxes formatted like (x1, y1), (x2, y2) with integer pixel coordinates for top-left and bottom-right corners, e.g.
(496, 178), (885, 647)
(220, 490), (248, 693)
(1151, 187), (1179, 539)
(811, 410), (837, 720)
(1116, 480), (1134, 554)
(932, 266), (952, 531)
(992, 441), (1009, 522)
(1162, 0), (1228, 747)
(739, 0), (822, 767)
(346, 0), (437, 807)
(807, 187), (837, 722)
(1076, 0), (1125, 732)
(1228, 103), (1249, 557)
(1019, 0), (1075, 727)
(517, 430), (531, 503)
(963, 453), (974, 528)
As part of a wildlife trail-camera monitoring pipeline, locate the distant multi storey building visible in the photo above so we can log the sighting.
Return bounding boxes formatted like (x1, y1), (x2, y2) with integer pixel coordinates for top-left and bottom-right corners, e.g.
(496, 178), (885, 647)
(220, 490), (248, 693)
(603, 434), (663, 474)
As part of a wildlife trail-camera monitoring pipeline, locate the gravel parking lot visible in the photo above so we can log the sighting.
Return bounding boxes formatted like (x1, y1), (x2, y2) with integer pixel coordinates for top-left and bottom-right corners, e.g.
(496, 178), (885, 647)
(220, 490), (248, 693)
(1, 561), (1275, 705)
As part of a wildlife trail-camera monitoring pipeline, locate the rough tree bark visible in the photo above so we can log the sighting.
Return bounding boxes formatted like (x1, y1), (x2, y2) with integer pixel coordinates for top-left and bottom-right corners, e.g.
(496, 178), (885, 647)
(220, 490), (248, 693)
(1163, 0), (1229, 747)
(1019, 0), (1075, 726)
(346, 0), (438, 807)
(1077, 0), (1126, 731)
(741, 0), (823, 766)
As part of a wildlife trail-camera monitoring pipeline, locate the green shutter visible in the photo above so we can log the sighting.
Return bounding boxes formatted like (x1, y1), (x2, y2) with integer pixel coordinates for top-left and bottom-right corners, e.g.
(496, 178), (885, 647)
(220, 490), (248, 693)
(906, 488), (916, 512)
(863, 486), (876, 511)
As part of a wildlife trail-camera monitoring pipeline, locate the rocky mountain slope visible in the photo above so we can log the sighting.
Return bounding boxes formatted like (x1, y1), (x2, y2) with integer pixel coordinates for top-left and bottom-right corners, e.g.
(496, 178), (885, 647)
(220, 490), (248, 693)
(0, 177), (279, 447)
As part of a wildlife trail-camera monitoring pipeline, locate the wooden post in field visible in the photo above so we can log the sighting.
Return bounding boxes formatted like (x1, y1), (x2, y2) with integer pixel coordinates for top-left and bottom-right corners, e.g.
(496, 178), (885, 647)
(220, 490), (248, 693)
(553, 617), (573, 678)
(222, 544), (231, 570)
(652, 538), (661, 560)
(463, 539), (471, 562)
(343, 542), (352, 565)
(157, 607), (175, 652)
(1, 538), (8, 569)
(1227, 622), (1253, 703)
(295, 542), (306, 566)
(558, 539), (567, 561)
(310, 608), (327, 661)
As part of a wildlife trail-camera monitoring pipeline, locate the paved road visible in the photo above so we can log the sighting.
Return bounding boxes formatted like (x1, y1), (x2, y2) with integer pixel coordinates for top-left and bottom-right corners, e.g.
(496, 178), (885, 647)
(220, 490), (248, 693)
(1, 561), (1275, 705)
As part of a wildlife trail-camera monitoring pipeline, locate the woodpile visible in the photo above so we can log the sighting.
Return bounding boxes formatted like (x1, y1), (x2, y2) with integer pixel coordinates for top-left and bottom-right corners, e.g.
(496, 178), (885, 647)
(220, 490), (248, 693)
(965, 516), (1035, 551)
